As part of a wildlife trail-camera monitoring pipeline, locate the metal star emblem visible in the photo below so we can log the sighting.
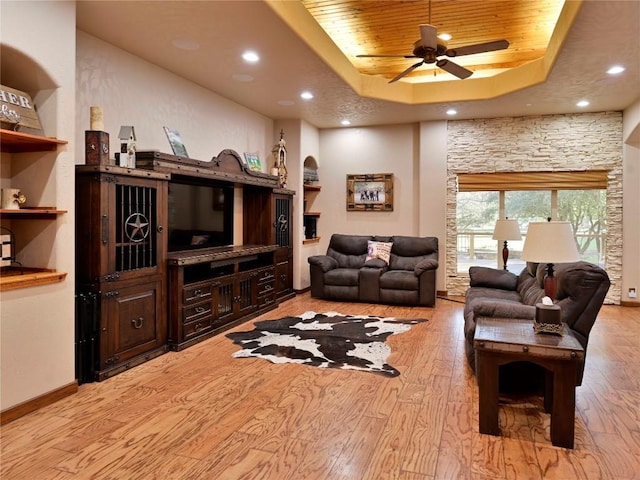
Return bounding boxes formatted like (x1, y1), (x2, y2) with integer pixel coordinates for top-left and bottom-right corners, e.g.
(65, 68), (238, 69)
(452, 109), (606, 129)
(124, 213), (150, 242)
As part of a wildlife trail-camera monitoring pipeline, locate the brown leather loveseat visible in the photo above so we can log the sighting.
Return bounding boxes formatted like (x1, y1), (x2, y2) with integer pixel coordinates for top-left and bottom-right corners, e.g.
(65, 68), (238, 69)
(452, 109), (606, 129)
(308, 234), (439, 306)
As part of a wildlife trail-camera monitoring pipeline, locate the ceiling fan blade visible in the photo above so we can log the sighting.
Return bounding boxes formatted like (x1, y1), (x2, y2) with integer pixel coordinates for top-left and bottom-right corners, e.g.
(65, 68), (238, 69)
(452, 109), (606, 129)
(357, 54), (418, 59)
(389, 61), (424, 83)
(445, 39), (509, 57)
(436, 59), (473, 79)
(419, 24), (438, 50)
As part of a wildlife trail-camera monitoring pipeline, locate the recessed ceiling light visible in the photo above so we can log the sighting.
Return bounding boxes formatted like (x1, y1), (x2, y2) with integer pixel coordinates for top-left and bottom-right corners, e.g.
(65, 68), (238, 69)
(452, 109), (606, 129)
(232, 73), (254, 82)
(607, 65), (625, 75)
(341, 120), (351, 126)
(439, 33), (452, 41)
(300, 91), (314, 100)
(171, 38), (200, 51)
(277, 100), (295, 106)
(242, 51), (260, 63)
(577, 100), (590, 108)
(446, 109), (457, 115)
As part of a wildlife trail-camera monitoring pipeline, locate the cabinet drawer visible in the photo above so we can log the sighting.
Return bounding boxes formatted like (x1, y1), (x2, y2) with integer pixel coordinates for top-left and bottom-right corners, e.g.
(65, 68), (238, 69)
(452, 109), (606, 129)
(258, 280), (275, 297)
(257, 267), (275, 283)
(183, 301), (212, 323)
(183, 316), (213, 340)
(258, 292), (275, 308)
(183, 283), (212, 305)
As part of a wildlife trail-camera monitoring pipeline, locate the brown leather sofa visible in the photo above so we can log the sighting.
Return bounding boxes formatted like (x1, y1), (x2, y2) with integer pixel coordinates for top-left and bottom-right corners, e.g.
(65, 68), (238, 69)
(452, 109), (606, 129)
(308, 234), (439, 306)
(464, 261), (610, 387)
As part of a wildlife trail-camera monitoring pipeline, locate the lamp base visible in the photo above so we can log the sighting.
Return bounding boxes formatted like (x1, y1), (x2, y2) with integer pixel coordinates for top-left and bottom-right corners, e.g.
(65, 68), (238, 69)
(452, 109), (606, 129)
(543, 263), (557, 299)
(502, 241), (509, 270)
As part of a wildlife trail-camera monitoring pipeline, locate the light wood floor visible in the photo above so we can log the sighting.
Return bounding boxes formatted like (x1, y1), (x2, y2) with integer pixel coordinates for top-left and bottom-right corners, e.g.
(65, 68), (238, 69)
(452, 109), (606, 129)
(1, 293), (639, 479)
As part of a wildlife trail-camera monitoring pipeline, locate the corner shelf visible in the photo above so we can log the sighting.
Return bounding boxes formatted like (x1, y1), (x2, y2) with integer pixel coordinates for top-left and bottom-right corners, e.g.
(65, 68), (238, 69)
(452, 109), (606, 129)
(303, 237), (321, 245)
(0, 129), (68, 153)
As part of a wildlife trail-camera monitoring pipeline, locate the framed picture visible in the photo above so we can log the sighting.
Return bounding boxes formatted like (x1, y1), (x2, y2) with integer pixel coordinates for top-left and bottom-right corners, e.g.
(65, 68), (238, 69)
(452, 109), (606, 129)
(244, 152), (262, 172)
(346, 173), (394, 211)
(163, 126), (189, 157)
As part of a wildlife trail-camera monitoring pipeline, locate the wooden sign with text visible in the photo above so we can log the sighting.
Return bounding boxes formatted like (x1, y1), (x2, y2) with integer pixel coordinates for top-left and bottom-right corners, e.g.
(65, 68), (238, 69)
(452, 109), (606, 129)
(0, 84), (43, 132)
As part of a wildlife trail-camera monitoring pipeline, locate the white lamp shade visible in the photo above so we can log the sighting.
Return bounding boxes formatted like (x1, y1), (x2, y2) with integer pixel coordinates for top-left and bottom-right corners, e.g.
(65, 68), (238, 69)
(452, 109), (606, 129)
(521, 221), (580, 264)
(492, 219), (522, 241)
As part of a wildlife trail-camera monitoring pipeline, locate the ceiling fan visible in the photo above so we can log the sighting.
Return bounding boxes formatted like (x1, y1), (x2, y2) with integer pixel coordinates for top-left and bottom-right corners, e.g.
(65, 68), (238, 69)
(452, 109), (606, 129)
(356, 2), (509, 83)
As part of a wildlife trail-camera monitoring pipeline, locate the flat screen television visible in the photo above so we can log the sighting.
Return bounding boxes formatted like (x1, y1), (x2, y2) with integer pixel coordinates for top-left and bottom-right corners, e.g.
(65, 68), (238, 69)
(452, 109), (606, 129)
(167, 179), (234, 252)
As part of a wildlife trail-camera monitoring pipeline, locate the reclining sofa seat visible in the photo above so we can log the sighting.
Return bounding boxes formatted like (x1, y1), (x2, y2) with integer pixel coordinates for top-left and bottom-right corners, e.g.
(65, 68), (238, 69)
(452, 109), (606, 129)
(308, 234), (439, 306)
(464, 261), (610, 387)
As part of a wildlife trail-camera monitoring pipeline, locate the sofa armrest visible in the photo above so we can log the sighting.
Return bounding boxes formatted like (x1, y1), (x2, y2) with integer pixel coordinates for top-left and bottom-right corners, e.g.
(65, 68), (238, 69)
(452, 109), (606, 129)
(473, 300), (535, 320)
(308, 255), (338, 273)
(469, 266), (518, 291)
(414, 258), (438, 276)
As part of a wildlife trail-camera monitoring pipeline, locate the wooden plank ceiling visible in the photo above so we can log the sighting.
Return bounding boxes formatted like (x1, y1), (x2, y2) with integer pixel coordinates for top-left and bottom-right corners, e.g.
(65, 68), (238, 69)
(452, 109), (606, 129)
(301, 0), (565, 82)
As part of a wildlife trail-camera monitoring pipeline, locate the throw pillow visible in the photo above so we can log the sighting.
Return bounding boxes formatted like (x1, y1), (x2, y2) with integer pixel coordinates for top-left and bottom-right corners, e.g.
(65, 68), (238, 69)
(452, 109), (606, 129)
(366, 241), (393, 265)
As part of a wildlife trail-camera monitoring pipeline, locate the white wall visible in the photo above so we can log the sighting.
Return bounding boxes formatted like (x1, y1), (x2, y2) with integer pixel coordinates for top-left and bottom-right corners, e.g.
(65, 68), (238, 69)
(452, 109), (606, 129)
(1, 1), (77, 411)
(76, 32), (274, 167)
(419, 121), (448, 292)
(622, 98), (640, 304)
(317, 125), (419, 242)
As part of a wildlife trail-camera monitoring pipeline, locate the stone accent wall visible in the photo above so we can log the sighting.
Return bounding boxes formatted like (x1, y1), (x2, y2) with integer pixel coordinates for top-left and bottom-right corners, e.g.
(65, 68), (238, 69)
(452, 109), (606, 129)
(446, 112), (622, 304)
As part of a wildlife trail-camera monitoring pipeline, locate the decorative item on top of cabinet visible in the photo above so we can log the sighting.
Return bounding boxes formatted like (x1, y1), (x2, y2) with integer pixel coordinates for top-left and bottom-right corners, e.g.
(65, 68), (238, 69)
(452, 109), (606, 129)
(117, 126), (136, 168)
(75, 165), (170, 382)
(271, 129), (288, 188)
(0, 129), (68, 291)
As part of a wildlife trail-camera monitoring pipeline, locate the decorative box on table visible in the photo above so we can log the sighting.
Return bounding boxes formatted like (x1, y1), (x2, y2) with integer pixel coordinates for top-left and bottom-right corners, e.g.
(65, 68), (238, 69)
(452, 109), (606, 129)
(534, 302), (562, 335)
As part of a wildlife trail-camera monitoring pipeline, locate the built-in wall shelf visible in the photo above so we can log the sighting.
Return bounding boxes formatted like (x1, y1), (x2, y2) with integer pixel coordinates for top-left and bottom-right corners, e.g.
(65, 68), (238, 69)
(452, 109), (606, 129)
(0, 268), (67, 291)
(0, 128), (69, 292)
(303, 183), (321, 243)
(0, 129), (68, 153)
(0, 207), (67, 219)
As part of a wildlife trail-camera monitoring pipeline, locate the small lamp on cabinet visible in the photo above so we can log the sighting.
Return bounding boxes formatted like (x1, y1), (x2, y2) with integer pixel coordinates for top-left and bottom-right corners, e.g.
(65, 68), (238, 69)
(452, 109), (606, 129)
(521, 220), (580, 300)
(492, 218), (522, 270)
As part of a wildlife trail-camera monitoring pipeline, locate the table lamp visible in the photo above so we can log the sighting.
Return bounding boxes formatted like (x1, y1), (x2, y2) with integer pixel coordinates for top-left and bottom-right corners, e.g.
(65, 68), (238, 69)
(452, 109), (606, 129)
(521, 220), (580, 299)
(492, 218), (522, 270)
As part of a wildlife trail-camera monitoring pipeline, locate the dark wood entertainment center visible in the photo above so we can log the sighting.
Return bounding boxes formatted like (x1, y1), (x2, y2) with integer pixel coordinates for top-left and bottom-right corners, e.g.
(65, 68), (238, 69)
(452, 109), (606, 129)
(75, 149), (294, 382)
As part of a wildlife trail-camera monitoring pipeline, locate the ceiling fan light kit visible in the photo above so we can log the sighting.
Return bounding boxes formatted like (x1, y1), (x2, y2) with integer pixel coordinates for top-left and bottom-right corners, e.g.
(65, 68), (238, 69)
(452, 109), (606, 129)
(357, 5), (510, 83)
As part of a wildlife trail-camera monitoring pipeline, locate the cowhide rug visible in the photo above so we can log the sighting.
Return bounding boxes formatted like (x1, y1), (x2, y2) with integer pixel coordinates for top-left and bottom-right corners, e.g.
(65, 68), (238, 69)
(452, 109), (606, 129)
(226, 311), (427, 377)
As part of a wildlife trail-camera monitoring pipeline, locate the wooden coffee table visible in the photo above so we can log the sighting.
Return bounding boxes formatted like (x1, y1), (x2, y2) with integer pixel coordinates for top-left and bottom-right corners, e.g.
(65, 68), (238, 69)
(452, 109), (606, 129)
(473, 317), (584, 449)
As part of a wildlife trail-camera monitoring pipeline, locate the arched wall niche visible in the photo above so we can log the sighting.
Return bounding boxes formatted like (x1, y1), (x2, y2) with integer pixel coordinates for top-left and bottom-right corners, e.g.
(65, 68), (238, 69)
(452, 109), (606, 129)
(303, 155), (319, 184)
(0, 44), (58, 94)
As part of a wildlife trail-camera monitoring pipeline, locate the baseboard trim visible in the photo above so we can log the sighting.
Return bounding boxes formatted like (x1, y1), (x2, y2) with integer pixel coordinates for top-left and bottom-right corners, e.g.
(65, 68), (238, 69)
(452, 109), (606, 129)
(1, 381), (78, 425)
(295, 286), (310, 294)
(620, 300), (640, 307)
(437, 290), (448, 297)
